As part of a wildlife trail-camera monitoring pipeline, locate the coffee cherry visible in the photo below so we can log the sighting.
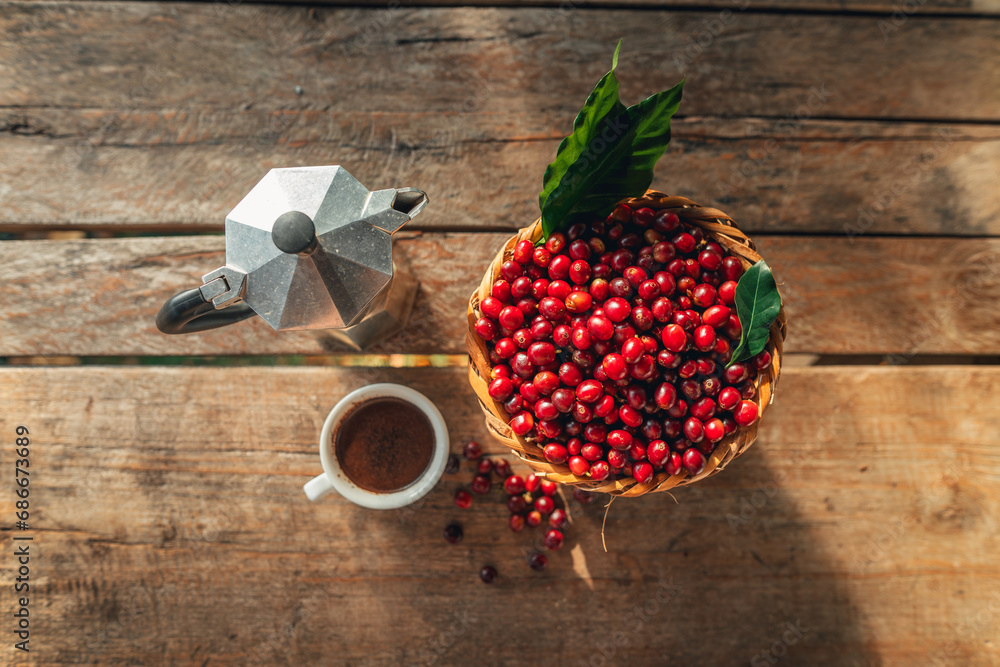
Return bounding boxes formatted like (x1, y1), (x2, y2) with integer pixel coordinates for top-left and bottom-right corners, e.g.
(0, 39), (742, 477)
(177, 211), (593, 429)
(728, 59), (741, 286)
(544, 529), (565, 551)
(604, 429), (631, 451)
(672, 232), (696, 254)
(724, 363), (750, 385)
(548, 254), (571, 280)
(721, 415), (738, 436)
(682, 448), (706, 476)
(474, 317), (497, 341)
(666, 399), (689, 419)
(480, 565), (498, 584)
(702, 304), (731, 329)
(455, 489), (473, 509)
(544, 443), (569, 464)
(568, 456), (590, 476)
(718, 386), (741, 411)
(545, 232), (567, 255)
(683, 417), (705, 443)
(693, 325), (716, 351)
(666, 451), (683, 475)
(540, 479), (558, 496)
(463, 441), (482, 460)
(488, 377), (514, 401)
(471, 475), (492, 495)
(494, 338), (516, 359)
(734, 400), (760, 426)
(477, 458), (494, 475)
(507, 494), (527, 514)
(690, 397), (717, 421)
(526, 510), (542, 527)
(718, 280), (737, 306)
(704, 418), (726, 442)
(510, 411), (534, 436)
(721, 256), (743, 282)
(753, 350), (772, 371)
(587, 314), (615, 341)
(692, 284), (717, 308)
(481, 296), (504, 320)
(702, 377), (722, 397)
(661, 324), (687, 352)
(680, 379), (702, 401)
(535, 495), (555, 515)
(444, 523), (464, 543)
(589, 460), (610, 481)
(524, 473), (540, 493)
(575, 379), (603, 403)
(503, 395), (523, 414)
(698, 250), (722, 271)
(498, 305), (524, 331)
(647, 440), (669, 466)
(602, 353), (628, 381)
(724, 313), (743, 340)
(527, 341), (556, 367)
(509, 514), (526, 532)
(445, 453), (460, 475)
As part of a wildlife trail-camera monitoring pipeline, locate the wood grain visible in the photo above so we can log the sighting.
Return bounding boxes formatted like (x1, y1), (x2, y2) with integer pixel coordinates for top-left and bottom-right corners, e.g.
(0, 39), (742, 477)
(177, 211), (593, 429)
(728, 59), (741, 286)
(2, 4), (997, 122)
(0, 365), (997, 665)
(2, 110), (997, 235)
(12, 0), (995, 15)
(2, 233), (999, 357)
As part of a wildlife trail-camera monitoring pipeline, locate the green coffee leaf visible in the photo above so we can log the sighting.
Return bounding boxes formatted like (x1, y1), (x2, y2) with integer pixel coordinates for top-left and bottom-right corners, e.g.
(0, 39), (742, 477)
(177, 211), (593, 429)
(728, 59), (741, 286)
(537, 41), (684, 238)
(730, 260), (782, 364)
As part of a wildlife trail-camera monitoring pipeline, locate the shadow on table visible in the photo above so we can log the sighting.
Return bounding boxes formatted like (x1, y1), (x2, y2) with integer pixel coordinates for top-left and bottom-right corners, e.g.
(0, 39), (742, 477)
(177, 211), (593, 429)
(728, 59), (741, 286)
(555, 449), (875, 666)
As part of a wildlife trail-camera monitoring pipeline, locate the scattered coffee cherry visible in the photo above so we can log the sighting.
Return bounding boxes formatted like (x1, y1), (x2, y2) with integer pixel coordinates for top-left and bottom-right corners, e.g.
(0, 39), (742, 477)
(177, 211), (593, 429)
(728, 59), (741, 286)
(509, 514), (526, 532)
(507, 494), (528, 515)
(549, 508), (568, 529)
(454, 489), (473, 509)
(444, 453), (460, 475)
(524, 474), (541, 494)
(471, 474), (492, 495)
(504, 475), (525, 495)
(480, 565), (498, 584)
(477, 458), (494, 475)
(526, 510), (543, 527)
(492, 458), (512, 478)
(544, 529), (565, 551)
(540, 479), (558, 496)
(444, 523), (463, 544)
(463, 440), (482, 460)
(529, 552), (548, 571)
(535, 495), (555, 515)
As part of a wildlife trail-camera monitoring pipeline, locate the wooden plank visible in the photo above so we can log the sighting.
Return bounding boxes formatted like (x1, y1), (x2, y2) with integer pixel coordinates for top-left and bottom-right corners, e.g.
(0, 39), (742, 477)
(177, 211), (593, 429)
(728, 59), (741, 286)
(8, 0), (998, 15)
(2, 111), (997, 235)
(2, 4), (997, 123)
(0, 365), (997, 665)
(2, 233), (1000, 357)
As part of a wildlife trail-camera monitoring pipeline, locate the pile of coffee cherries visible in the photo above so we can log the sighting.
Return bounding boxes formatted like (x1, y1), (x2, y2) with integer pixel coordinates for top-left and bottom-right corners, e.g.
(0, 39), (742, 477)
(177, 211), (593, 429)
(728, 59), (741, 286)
(472, 204), (772, 485)
(444, 440), (595, 582)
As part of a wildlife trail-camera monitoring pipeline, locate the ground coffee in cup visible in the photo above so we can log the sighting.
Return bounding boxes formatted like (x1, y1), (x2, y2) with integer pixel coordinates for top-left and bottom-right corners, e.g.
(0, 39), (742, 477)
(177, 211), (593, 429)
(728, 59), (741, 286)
(333, 397), (435, 493)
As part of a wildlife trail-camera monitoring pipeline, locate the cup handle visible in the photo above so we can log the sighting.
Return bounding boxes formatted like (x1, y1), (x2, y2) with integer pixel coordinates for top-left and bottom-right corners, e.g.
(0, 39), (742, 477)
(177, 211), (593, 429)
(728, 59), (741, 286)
(304, 472), (335, 502)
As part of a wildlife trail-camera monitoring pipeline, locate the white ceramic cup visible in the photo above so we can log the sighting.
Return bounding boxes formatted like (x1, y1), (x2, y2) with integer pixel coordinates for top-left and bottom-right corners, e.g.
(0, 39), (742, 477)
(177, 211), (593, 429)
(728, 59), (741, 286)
(303, 383), (449, 509)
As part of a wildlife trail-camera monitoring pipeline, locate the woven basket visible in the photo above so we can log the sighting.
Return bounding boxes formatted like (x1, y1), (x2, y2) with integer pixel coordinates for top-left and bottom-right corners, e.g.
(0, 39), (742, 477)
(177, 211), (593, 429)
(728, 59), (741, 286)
(466, 190), (787, 497)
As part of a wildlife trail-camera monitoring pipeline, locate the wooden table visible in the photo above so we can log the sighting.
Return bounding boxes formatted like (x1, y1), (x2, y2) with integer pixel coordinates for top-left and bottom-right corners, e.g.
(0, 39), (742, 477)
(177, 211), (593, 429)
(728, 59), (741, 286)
(2, 1), (998, 665)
